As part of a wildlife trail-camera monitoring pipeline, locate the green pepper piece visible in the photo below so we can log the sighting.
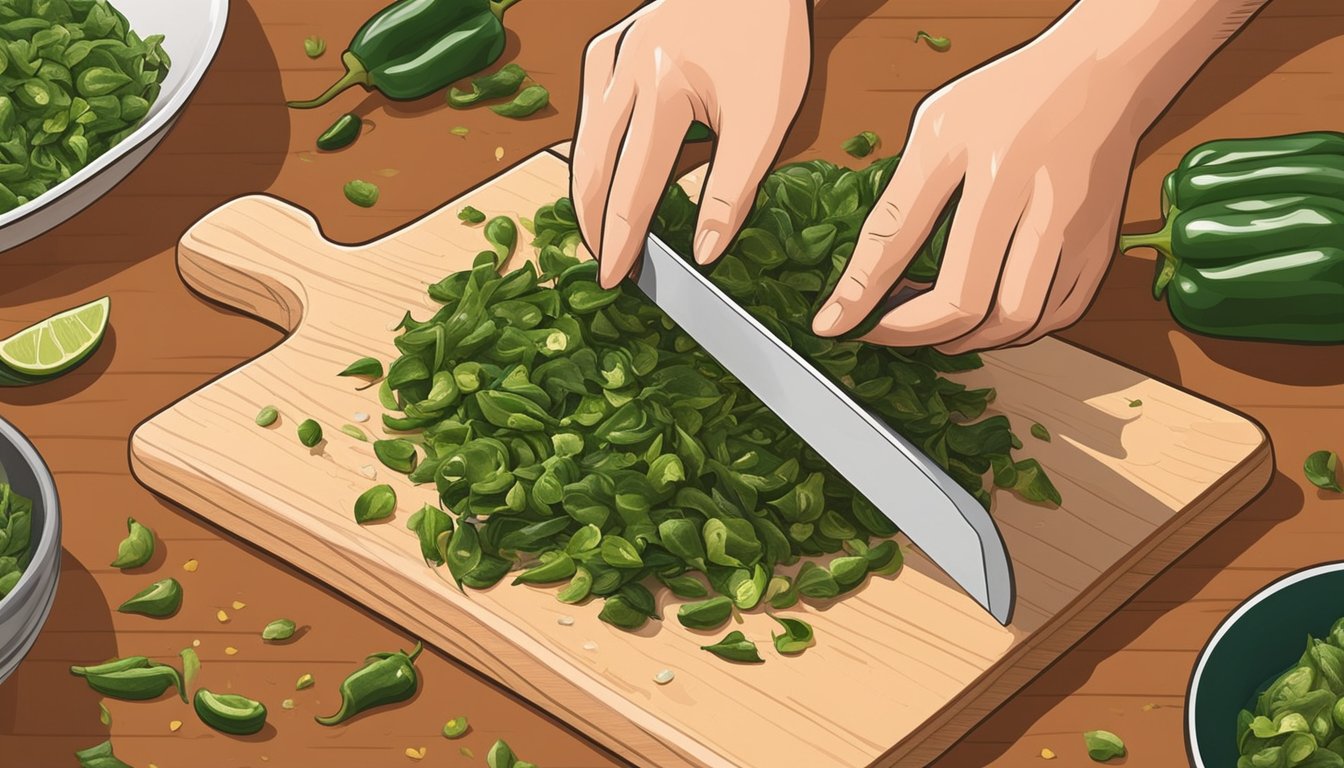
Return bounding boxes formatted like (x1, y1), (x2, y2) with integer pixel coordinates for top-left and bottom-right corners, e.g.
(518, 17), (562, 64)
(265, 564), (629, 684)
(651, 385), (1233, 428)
(913, 31), (951, 52)
(110, 517), (155, 569)
(70, 656), (151, 678)
(315, 642), (423, 726)
(490, 85), (549, 118)
(117, 578), (182, 618)
(194, 688), (268, 735)
(676, 595), (733, 630)
(74, 740), (133, 768)
(84, 663), (185, 702)
(448, 63), (527, 108)
(1306, 450), (1342, 493)
(344, 179), (380, 208)
(255, 405), (279, 427)
(297, 418), (324, 447)
(262, 619), (298, 641)
(288, 0), (521, 108)
(316, 113), (362, 151)
(701, 630), (763, 663)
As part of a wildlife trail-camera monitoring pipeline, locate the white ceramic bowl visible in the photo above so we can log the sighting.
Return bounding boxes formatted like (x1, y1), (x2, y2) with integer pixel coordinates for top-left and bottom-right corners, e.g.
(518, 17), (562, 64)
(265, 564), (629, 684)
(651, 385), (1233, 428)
(0, 416), (60, 685)
(0, 0), (229, 252)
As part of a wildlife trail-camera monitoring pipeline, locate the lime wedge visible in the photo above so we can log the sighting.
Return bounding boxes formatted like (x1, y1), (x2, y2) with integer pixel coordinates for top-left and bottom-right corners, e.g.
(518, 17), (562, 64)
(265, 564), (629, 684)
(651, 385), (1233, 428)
(0, 296), (110, 378)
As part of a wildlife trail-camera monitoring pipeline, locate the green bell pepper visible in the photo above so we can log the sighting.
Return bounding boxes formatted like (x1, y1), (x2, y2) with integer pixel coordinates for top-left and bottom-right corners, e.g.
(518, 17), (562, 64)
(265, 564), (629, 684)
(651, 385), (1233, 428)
(1120, 131), (1344, 344)
(288, 0), (520, 109)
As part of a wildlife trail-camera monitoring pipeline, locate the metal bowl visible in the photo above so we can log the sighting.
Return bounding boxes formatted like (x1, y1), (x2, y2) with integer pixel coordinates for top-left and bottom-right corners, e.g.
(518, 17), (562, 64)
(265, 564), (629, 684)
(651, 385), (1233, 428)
(0, 0), (230, 252)
(0, 416), (61, 684)
(1187, 562), (1344, 767)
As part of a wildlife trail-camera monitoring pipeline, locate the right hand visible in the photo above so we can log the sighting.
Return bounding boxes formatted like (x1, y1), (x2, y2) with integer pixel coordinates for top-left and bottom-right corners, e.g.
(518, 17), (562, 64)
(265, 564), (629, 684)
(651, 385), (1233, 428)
(571, 0), (813, 289)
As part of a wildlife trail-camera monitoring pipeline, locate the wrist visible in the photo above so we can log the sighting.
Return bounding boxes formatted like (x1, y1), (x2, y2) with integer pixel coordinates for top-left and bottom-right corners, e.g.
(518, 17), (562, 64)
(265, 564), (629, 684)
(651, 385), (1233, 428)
(1036, 0), (1268, 133)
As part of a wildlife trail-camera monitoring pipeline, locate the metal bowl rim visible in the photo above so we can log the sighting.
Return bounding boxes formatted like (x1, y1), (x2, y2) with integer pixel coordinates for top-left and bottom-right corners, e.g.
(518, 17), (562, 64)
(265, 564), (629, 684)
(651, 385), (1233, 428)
(0, 415), (61, 612)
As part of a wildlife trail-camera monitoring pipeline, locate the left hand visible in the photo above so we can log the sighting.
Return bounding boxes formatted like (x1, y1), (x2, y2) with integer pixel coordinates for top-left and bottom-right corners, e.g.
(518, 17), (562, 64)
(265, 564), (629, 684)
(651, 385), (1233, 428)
(810, 30), (1146, 353)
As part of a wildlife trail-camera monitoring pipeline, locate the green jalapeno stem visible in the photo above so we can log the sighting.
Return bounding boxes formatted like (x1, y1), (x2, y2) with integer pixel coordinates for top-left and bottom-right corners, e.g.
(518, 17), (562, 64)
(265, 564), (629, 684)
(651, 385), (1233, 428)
(287, 51), (372, 109)
(1117, 209), (1179, 299)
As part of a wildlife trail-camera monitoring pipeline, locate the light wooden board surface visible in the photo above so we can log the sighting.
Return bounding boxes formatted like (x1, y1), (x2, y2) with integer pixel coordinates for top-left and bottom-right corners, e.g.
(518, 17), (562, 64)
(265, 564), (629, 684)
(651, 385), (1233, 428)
(129, 148), (1271, 768)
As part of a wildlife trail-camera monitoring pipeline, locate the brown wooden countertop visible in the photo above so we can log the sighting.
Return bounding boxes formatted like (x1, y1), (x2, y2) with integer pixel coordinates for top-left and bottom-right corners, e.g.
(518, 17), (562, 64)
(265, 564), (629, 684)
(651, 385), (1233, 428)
(1, 1), (1341, 765)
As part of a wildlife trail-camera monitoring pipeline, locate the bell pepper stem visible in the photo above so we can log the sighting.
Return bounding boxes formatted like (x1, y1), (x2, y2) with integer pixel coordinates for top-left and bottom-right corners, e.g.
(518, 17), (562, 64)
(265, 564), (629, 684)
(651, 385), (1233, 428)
(1117, 212), (1179, 300)
(490, 0), (522, 20)
(407, 641), (423, 663)
(286, 51), (372, 109)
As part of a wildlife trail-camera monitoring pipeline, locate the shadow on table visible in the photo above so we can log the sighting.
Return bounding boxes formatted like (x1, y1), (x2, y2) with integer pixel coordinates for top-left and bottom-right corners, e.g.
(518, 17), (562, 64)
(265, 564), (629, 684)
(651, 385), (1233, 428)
(0, 0), (290, 307)
(0, 547), (116, 758)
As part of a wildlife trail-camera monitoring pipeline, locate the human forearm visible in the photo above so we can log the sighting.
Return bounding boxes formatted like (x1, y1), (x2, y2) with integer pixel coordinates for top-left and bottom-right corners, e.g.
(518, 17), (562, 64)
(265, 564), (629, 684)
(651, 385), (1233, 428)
(1035, 0), (1271, 131)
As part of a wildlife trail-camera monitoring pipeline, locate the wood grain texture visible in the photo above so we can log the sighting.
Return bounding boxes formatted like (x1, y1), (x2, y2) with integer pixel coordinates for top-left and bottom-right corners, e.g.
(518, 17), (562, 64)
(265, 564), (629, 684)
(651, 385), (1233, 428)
(129, 149), (1269, 767)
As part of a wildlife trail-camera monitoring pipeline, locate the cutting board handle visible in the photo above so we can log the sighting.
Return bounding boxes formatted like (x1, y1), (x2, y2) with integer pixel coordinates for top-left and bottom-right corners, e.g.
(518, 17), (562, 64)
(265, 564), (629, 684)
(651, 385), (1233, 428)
(178, 194), (329, 332)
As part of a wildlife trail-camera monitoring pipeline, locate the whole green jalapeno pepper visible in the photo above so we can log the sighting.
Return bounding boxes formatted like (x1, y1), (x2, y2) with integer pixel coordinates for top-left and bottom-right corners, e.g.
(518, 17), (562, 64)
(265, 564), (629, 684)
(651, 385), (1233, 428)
(70, 655), (151, 677)
(315, 641), (423, 725)
(288, 0), (520, 109)
(316, 113), (362, 151)
(1120, 131), (1344, 344)
(194, 688), (268, 735)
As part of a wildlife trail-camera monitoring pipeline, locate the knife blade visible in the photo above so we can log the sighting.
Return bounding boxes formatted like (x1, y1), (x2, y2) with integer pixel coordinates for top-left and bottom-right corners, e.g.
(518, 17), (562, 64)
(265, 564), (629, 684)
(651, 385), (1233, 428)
(633, 233), (1015, 624)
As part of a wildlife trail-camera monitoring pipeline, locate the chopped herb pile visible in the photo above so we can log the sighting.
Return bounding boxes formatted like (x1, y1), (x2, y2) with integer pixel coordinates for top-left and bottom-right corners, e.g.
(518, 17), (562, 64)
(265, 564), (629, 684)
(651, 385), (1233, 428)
(0, 479), (34, 600)
(361, 154), (1055, 650)
(0, 0), (171, 214)
(1236, 620), (1344, 767)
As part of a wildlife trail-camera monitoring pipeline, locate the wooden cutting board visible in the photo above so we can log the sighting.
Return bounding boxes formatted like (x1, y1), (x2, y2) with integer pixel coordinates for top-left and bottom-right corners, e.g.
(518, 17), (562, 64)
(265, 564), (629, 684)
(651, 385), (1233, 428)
(130, 145), (1271, 768)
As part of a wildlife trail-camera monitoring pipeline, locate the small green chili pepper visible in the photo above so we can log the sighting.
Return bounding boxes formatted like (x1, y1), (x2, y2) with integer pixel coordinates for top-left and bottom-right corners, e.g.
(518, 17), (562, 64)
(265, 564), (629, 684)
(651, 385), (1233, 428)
(490, 84), (549, 119)
(194, 688), (268, 735)
(448, 63), (526, 108)
(315, 641), (423, 726)
(70, 656), (151, 678)
(317, 113), (362, 151)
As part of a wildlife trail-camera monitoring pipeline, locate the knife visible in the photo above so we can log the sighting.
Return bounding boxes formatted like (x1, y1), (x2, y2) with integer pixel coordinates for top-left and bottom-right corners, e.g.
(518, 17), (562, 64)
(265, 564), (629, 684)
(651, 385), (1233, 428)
(632, 233), (1015, 625)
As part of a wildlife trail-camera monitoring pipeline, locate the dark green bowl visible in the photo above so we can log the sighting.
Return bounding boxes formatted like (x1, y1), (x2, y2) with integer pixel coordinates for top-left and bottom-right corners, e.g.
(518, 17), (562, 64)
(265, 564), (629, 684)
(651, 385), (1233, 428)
(1187, 563), (1344, 767)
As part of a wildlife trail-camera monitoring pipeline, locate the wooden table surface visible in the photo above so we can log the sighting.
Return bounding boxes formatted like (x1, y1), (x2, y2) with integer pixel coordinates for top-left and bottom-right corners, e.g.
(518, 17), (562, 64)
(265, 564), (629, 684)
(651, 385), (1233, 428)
(0, 1), (1340, 766)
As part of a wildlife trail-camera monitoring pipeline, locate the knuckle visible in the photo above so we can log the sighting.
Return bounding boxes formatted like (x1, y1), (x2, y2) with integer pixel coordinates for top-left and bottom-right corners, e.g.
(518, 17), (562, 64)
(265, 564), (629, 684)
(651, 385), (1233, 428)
(864, 199), (906, 239)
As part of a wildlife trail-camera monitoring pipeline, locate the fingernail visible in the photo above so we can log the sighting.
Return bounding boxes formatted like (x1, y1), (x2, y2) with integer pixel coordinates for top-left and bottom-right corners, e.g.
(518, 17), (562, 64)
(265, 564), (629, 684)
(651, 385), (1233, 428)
(694, 228), (721, 265)
(813, 302), (842, 334)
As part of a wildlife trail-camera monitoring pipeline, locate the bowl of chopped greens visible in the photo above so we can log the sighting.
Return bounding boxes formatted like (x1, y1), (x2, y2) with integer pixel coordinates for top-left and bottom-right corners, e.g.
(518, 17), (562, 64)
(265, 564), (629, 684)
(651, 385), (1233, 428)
(1188, 562), (1344, 768)
(0, 0), (229, 252)
(0, 415), (60, 685)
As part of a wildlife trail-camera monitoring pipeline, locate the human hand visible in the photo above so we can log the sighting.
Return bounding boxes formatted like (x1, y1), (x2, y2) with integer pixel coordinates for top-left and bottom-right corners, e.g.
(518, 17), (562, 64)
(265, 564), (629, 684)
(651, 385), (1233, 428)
(811, 0), (1270, 353)
(571, 0), (813, 289)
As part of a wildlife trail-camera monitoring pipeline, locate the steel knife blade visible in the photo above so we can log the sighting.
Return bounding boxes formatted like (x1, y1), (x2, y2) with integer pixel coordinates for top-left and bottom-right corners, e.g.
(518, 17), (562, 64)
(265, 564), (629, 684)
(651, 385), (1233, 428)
(632, 233), (1014, 624)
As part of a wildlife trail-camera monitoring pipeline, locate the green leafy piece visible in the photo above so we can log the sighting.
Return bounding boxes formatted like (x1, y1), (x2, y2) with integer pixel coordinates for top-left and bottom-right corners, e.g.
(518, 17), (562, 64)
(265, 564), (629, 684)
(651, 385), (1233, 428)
(914, 30), (952, 52)
(1083, 730), (1126, 761)
(1306, 450), (1342, 493)
(255, 405), (279, 427)
(660, 573), (709, 599)
(373, 438), (418, 473)
(1129, 399), (1143, 407)
(448, 64), (527, 109)
(442, 716), (469, 739)
(450, 126), (470, 138)
(261, 619), (297, 641)
(841, 131), (880, 158)
(407, 505), (453, 565)
(117, 578), (182, 617)
(74, 740), (133, 768)
(598, 594), (650, 629)
(677, 596), (734, 630)
(1030, 423), (1050, 442)
(339, 424), (368, 441)
(354, 484), (396, 524)
(296, 672), (314, 690)
(343, 179), (380, 208)
(110, 517), (155, 569)
(459, 206), (487, 224)
(304, 36), (326, 58)
(297, 419), (323, 447)
(487, 739), (521, 768)
(600, 535), (643, 569)
(701, 630), (763, 663)
(556, 566), (593, 604)
(513, 551), (576, 584)
(771, 616), (815, 654)
(339, 357), (383, 378)
(491, 85), (549, 119)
